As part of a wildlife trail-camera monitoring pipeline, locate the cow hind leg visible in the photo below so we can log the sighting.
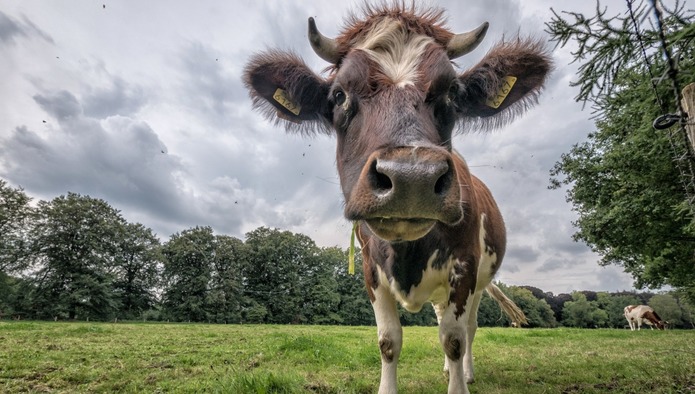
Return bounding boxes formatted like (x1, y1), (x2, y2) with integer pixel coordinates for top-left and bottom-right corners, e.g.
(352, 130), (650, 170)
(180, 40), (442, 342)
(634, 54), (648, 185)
(433, 303), (450, 374)
(371, 285), (402, 394)
(434, 291), (481, 384)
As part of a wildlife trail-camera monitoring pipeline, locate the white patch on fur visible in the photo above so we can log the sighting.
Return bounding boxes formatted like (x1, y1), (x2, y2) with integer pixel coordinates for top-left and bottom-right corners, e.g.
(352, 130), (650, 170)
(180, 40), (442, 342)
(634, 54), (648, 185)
(476, 213), (497, 290)
(377, 250), (454, 313)
(354, 18), (434, 88)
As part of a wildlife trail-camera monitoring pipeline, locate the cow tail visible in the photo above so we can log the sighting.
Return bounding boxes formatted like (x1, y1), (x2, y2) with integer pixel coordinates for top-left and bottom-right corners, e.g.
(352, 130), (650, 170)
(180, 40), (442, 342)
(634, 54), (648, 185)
(485, 282), (528, 326)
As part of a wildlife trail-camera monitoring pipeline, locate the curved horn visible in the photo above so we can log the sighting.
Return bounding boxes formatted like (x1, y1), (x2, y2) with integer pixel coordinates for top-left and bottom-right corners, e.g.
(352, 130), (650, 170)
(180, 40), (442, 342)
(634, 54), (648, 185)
(308, 17), (340, 64)
(446, 22), (489, 59)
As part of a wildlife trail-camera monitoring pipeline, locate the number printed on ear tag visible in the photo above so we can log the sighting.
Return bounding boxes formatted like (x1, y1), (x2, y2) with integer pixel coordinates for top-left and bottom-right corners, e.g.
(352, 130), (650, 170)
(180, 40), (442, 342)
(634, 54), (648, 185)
(485, 76), (517, 109)
(273, 88), (301, 115)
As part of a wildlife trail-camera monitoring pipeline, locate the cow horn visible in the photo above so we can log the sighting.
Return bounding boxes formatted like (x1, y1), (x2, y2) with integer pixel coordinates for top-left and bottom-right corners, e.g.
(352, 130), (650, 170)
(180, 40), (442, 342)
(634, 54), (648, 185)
(308, 17), (340, 64)
(446, 22), (489, 59)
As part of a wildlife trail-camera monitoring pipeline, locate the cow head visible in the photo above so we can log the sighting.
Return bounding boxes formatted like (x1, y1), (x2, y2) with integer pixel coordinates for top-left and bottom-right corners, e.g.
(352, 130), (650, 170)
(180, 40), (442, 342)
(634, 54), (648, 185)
(244, 4), (551, 242)
(645, 311), (667, 330)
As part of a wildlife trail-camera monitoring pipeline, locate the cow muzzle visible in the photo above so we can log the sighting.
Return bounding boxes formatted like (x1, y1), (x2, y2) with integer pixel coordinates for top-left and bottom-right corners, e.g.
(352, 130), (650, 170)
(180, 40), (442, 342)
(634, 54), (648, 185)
(345, 147), (463, 242)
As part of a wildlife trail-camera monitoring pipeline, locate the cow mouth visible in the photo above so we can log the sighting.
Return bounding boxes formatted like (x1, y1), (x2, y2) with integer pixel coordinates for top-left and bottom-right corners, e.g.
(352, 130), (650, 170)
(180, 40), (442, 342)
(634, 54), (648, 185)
(364, 217), (436, 242)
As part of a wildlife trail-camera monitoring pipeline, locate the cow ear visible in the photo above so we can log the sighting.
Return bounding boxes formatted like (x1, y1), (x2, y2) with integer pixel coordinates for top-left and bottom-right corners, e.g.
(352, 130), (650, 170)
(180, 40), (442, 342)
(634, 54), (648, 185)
(455, 38), (552, 128)
(244, 50), (332, 133)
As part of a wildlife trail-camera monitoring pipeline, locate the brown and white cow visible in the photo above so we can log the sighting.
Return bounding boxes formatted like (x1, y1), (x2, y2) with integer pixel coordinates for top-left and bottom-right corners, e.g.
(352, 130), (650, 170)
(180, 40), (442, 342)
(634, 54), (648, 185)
(624, 305), (666, 330)
(244, 3), (551, 393)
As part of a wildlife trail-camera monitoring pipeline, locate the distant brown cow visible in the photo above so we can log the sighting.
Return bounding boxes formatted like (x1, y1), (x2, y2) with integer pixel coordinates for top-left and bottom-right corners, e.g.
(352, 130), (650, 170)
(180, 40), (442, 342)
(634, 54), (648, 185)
(244, 3), (551, 393)
(624, 305), (666, 330)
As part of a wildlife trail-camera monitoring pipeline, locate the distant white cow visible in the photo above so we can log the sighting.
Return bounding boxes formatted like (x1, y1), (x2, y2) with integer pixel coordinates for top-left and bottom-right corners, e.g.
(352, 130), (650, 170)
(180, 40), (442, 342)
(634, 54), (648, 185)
(624, 305), (665, 330)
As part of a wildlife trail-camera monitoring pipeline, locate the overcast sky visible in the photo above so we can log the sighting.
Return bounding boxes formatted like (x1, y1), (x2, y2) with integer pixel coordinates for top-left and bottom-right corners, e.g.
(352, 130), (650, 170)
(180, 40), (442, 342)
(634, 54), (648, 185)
(1, 0), (650, 294)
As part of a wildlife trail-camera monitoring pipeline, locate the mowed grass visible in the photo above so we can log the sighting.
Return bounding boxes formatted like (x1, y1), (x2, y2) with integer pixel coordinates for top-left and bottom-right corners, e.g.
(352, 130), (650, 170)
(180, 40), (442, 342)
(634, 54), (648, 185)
(0, 322), (693, 393)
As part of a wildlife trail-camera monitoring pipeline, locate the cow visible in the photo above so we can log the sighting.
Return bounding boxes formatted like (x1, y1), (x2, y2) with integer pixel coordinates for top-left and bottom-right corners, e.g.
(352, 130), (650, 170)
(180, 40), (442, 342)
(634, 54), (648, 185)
(243, 3), (551, 393)
(624, 305), (666, 331)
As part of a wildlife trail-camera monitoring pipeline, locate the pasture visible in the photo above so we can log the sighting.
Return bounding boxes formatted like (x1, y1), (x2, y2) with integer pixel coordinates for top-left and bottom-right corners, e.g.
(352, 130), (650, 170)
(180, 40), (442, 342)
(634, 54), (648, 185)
(0, 322), (693, 393)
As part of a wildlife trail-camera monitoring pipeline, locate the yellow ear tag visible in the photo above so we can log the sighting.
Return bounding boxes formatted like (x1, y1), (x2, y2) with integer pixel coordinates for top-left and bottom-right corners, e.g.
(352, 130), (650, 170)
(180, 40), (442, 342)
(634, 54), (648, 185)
(485, 76), (517, 109)
(273, 88), (301, 115)
(348, 222), (357, 275)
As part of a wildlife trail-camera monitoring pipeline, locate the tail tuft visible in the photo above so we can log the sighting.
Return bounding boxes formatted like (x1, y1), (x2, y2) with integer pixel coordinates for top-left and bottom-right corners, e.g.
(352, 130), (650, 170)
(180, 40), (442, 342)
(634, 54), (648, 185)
(485, 282), (528, 326)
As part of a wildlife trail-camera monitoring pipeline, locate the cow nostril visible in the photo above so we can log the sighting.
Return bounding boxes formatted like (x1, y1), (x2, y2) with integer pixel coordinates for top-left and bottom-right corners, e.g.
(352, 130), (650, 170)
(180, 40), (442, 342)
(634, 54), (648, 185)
(434, 167), (452, 196)
(370, 160), (393, 192)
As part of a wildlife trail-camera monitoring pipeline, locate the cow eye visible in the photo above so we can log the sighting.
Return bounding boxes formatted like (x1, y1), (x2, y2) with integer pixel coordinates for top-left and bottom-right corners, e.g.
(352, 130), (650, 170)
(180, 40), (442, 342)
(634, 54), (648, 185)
(333, 90), (347, 107)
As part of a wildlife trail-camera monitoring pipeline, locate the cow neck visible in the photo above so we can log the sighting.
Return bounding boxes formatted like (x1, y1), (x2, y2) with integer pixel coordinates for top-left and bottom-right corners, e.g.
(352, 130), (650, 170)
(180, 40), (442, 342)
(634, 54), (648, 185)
(368, 227), (447, 292)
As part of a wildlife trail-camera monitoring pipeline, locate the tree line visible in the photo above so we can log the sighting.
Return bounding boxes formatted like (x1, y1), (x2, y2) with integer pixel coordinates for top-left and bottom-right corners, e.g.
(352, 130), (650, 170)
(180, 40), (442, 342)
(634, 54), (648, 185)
(1, 180), (693, 328)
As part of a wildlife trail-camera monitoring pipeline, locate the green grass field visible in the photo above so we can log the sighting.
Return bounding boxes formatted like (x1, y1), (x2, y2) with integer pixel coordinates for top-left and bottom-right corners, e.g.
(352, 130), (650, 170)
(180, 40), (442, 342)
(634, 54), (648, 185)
(0, 321), (693, 393)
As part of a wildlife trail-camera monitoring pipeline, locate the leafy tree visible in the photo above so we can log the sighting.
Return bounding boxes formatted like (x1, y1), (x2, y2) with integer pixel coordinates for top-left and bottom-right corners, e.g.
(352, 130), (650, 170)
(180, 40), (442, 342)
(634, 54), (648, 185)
(112, 223), (162, 320)
(675, 292), (695, 328)
(242, 299), (268, 324)
(207, 235), (246, 323)
(477, 284), (557, 327)
(547, 1), (695, 301)
(0, 272), (18, 317)
(334, 248), (375, 326)
(243, 227), (317, 324)
(0, 179), (33, 274)
(302, 246), (342, 325)
(0, 274), (35, 319)
(596, 292), (641, 328)
(648, 293), (682, 326)
(562, 291), (608, 328)
(29, 193), (123, 320)
(478, 291), (505, 327)
(540, 292), (573, 324)
(506, 286), (558, 328)
(161, 226), (215, 322)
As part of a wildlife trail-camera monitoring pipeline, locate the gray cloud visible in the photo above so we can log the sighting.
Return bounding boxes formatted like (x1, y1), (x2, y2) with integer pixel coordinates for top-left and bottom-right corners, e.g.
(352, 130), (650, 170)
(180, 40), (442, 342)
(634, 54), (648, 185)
(83, 77), (146, 118)
(592, 266), (636, 293)
(506, 245), (541, 263)
(0, 11), (53, 46)
(536, 257), (574, 273)
(0, 11), (25, 44)
(178, 42), (247, 127)
(1, 82), (189, 234)
(34, 91), (81, 120)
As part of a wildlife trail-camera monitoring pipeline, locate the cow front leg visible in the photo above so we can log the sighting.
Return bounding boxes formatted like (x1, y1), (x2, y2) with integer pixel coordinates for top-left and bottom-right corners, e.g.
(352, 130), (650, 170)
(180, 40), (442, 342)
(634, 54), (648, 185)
(437, 301), (470, 394)
(371, 284), (402, 394)
(463, 291), (482, 384)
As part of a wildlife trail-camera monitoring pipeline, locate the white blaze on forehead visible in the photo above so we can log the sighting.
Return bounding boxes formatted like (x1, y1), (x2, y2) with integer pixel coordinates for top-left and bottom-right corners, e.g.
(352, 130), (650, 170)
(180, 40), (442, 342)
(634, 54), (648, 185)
(354, 18), (434, 88)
